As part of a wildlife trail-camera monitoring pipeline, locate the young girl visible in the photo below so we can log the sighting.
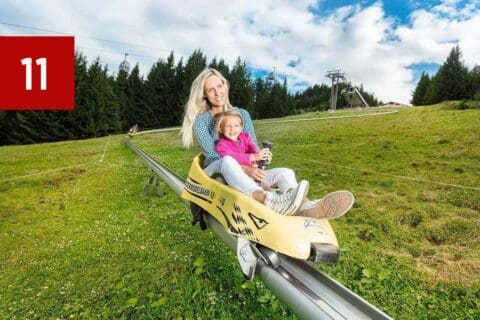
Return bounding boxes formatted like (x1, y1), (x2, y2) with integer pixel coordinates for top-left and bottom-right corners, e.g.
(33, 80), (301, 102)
(215, 110), (268, 169)
(215, 110), (305, 196)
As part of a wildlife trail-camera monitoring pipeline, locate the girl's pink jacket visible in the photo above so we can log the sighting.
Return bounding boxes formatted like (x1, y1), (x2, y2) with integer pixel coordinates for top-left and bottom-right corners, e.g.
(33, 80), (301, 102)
(215, 132), (259, 165)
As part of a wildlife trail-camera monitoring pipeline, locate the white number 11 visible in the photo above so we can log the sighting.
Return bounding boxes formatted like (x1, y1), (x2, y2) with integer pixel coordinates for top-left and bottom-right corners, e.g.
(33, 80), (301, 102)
(21, 57), (47, 91)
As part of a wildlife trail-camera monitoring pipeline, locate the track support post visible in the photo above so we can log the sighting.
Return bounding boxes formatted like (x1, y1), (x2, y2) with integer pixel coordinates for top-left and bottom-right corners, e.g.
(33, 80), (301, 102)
(142, 173), (164, 197)
(237, 237), (260, 280)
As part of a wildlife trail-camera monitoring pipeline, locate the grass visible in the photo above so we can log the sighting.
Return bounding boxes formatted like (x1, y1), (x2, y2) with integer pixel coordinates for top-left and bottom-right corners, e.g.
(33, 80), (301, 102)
(0, 103), (479, 319)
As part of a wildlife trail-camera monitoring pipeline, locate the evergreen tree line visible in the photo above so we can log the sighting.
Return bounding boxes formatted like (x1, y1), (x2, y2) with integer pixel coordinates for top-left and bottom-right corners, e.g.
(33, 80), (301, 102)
(412, 45), (480, 106)
(0, 49), (379, 145)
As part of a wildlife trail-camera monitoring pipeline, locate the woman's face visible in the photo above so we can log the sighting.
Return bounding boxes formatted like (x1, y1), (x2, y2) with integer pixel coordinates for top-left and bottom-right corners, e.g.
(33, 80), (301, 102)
(204, 75), (226, 109)
(221, 115), (243, 141)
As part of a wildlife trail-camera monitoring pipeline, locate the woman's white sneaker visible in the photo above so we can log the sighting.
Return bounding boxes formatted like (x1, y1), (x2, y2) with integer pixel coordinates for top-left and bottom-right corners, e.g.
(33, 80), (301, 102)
(295, 190), (355, 219)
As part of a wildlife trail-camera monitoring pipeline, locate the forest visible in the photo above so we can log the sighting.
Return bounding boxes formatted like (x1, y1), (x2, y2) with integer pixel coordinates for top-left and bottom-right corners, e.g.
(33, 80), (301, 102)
(412, 45), (480, 106)
(0, 49), (380, 145)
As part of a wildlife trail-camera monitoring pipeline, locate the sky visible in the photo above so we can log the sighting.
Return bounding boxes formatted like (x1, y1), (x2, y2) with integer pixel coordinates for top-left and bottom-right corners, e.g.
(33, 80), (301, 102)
(1, 0), (480, 104)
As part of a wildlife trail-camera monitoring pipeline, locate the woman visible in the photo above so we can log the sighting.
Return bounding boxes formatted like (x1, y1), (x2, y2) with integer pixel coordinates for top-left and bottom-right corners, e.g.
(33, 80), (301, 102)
(181, 68), (308, 215)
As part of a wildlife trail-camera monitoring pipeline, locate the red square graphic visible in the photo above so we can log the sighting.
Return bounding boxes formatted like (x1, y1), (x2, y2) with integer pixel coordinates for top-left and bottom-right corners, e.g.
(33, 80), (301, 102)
(0, 36), (75, 110)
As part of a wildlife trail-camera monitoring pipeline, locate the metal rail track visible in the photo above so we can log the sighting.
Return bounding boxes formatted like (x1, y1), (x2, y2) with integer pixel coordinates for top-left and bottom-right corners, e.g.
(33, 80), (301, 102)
(125, 138), (392, 320)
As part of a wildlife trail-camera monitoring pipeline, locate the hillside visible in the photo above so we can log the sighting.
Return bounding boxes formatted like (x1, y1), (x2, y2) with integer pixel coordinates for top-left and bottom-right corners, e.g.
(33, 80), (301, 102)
(1, 105), (478, 319)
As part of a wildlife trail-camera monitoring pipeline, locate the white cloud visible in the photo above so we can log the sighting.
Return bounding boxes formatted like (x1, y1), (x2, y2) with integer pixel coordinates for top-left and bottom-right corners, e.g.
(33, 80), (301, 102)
(1, 0), (480, 104)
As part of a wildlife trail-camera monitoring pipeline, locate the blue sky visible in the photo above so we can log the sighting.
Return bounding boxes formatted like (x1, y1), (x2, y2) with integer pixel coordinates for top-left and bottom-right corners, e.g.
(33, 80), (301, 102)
(1, 0), (480, 104)
(310, 0), (417, 24)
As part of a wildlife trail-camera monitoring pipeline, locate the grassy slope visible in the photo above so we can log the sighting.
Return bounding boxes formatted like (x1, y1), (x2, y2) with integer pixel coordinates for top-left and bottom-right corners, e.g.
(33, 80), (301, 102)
(0, 105), (478, 319)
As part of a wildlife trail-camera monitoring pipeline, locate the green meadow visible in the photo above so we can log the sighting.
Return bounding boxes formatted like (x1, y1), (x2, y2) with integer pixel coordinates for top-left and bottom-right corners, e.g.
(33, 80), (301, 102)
(1, 103), (479, 319)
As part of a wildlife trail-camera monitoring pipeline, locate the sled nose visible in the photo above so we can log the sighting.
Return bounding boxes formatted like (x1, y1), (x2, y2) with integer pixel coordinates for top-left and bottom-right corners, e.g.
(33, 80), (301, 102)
(309, 244), (340, 264)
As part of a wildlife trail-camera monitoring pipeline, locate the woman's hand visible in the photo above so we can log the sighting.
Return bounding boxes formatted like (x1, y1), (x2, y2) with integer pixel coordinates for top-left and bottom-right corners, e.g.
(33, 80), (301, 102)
(252, 167), (266, 183)
(241, 165), (266, 183)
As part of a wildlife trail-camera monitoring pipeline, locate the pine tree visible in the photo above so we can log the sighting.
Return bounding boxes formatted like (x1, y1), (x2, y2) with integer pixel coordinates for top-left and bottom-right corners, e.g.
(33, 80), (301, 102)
(144, 52), (180, 128)
(229, 58), (254, 112)
(115, 69), (130, 130)
(106, 75), (122, 133)
(217, 59), (230, 79)
(175, 58), (186, 111)
(209, 57), (218, 70)
(268, 82), (289, 117)
(165, 52), (185, 125)
(423, 72), (441, 105)
(437, 45), (469, 101)
(83, 58), (120, 136)
(71, 52), (95, 138)
(411, 72), (431, 105)
(468, 65), (480, 100)
(182, 49), (207, 100)
(253, 77), (267, 119)
(209, 57), (230, 79)
(145, 58), (165, 128)
(125, 64), (147, 130)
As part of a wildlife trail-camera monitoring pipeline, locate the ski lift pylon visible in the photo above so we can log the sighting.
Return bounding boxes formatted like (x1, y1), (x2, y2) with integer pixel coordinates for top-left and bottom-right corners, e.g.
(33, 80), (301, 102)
(119, 53), (130, 73)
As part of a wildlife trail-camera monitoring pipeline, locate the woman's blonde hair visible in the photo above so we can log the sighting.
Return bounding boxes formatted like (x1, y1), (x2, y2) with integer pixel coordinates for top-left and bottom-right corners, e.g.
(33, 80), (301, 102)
(181, 68), (233, 148)
(214, 110), (243, 138)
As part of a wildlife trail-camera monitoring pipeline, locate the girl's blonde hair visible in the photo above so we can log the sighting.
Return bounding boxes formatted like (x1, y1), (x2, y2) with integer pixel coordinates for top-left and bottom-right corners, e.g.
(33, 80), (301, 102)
(181, 68), (233, 148)
(214, 110), (243, 138)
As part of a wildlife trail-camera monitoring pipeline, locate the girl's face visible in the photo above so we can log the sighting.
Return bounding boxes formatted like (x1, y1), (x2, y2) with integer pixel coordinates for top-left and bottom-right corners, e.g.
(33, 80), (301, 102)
(204, 75), (226, 109)
(221, 115), (243, 141)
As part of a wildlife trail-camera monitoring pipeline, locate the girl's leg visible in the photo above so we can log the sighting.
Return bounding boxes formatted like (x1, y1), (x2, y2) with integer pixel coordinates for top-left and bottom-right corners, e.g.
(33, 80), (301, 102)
(204, 156), (262, 196)
(265, 167), (298, 191)
(205, 158), (307, 215)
